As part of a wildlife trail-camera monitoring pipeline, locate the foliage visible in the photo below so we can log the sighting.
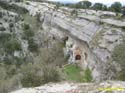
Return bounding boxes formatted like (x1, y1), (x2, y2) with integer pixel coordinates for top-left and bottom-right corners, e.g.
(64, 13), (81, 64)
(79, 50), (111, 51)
(22, 13), (41, 32)
(0, 27), (6, 31)
(77, 1), (92, 9)
(4, 39), (21, 53)
(22, 22), (38, 52)
(0, 1), (28, 14)
(0, 64), (19, 93)
(38, 42), (66, 66)
(0, 33), (11, 46)
(63, 64), (83, 82)
(110, 2), (122, 13)
(70, 9), (78, 17)
(28, 38), (38, 52)
(112, 42), (125, 65)
(23, 29), (34, 39)
(93, 3), (105, 10)
(20, 63), (43, 87)
(112, 42), (125, 80)
(23, 23), (30, 30)
(42, 64), (60, 84)
(83, 67), (92, 82)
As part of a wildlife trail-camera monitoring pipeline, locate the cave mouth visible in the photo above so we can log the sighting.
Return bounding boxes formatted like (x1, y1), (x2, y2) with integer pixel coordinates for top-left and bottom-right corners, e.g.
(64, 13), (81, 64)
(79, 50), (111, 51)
(75, 55), (81, 60)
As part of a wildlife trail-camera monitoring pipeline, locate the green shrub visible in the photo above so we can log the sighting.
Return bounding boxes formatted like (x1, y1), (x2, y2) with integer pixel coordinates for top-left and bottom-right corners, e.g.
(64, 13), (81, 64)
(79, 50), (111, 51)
(0, 33), (11, 45)
(3, 56), (24, 66)
(23, 29), (34, 39)
(9, 23), (14, 28)
(112, 43), (125, 65)
(83, 67), (92, 82)
(0, 27), (6, 31)
(28, 38), (38, 52)
(0, 1), (28, 14)
(3, 57), (13, 65)
(20, 63), (43, 87)
(21, 72), (43, 87)
(23, 23), (35, 40)
(0, 65), (19, 93)
(23, 23), (30, 30)
(0, 12), (2, 18)
(4, 39), (21, 53)
(42, 64), (60, 83)
(112, 42), (125, 80)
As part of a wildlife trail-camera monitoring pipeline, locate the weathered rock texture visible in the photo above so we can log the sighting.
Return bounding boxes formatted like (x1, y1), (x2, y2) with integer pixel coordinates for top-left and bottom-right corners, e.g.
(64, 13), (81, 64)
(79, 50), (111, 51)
(12, 1), (125, 81)
(11, 81), (125, 93)
(0, 1), (125, 91)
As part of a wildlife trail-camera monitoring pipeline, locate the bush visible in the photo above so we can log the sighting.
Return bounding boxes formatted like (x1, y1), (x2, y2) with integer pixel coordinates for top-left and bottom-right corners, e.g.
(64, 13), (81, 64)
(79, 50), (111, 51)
(21, 72), (43, 87)
(20, 63), (43, 87)
(0, 1), (28, 14)
(23, 23), (30, 30)
(22, 23), (37, 52)
(0, 12), (2, 18)
(112, 43), (125, 65)
(9, 23), (14, 28)
(28, 38), (38, 52)
(3, 56), (24, 66)
(23, 29), (34, 39)
(112, 42), (125, 80)
(0, 76), (19, 93)
(0, 27), (6, 31)
(39, 42), (66, 66)
(0, 65), (19, 93)
(42, 64), (60, 83)
(0, 33), (11, 45)
(4, 39), (21, 53)
(83, 67), (92, 82)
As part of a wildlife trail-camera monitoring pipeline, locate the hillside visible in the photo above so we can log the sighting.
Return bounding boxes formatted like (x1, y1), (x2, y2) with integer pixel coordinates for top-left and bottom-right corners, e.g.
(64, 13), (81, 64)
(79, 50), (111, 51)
(0, 0), (125, 93)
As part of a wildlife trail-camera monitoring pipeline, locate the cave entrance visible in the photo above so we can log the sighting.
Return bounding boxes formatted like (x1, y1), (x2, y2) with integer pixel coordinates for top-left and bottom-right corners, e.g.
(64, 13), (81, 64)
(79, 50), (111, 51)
(75, 55), (81, 60)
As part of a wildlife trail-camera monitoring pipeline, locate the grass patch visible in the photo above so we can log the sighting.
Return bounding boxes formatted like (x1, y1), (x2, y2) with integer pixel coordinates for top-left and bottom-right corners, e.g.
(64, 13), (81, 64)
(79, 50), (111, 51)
(63, 64), (83, 82)
(83, 67), (92, 82)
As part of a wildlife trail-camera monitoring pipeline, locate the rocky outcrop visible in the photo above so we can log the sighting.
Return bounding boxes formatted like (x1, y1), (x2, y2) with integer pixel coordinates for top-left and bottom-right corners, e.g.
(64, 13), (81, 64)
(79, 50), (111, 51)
(11, 81), (125, 93)
(0, 0), (124, 82)
(11, 1), (125, 81)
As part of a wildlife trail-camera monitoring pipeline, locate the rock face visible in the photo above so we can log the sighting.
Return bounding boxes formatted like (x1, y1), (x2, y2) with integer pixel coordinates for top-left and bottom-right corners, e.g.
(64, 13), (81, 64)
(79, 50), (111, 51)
(10, 81), (125, 93)
(0, 0), (125, 87)
(11, 1), (125, 81)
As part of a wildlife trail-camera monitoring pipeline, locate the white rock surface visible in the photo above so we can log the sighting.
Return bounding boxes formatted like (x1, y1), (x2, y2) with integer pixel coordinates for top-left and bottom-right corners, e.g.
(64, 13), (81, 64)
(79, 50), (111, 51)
(11, 81), (125, 93)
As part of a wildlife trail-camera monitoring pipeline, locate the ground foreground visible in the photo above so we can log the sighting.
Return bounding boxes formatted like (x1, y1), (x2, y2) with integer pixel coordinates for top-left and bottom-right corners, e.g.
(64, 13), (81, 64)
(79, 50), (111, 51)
(11, 81), (125, 93)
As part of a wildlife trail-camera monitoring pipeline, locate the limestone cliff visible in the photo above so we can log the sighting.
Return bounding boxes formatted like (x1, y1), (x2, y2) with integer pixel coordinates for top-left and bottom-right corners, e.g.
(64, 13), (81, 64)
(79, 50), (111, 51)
(0, 1), (125, 93)
(13, 1), (125, 81)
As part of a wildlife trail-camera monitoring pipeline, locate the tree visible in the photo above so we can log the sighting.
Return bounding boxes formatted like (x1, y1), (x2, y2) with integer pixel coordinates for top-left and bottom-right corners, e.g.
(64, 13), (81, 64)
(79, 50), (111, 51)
(110, 2), (122, 13)
(92, 3), (103, 10)
(102, 5), (108, 11)
(81, 1), (92, 8)
(122, 7), (125, 16)
(76, 0), (92, 9)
